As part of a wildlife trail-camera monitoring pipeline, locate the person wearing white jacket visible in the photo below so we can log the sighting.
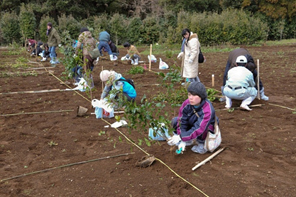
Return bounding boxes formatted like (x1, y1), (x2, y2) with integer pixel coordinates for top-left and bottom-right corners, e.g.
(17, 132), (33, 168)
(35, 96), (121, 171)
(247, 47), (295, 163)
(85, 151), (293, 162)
(177, 28), (200, 83)
(223, 55), (257, 111)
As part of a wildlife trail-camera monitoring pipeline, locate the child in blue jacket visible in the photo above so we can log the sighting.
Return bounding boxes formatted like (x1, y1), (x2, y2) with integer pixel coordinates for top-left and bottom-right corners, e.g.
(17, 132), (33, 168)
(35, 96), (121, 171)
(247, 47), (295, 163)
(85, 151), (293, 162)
(100, 70), (136, 102)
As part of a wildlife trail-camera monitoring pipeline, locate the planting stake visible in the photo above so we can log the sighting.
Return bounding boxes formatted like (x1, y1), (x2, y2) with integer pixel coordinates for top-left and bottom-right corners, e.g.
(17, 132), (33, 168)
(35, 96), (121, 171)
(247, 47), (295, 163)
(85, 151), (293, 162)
(101, 65), (104, 94)
(0, 152), (135, 182)
(212, 74), (215, 87)
(0, 88), (73, 95)
(149, 44), (152, 71)
(1, 109), (74, 117)
(257, 59), (260, 100)
(192, 147), (225, 171)
(91, 111), (124, 115)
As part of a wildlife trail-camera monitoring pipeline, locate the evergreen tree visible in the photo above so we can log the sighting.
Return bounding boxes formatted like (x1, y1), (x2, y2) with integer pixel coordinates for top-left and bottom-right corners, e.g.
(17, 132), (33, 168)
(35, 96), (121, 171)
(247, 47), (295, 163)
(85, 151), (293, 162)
(0, 12), (21, 44)
(19, 3), (37, 41)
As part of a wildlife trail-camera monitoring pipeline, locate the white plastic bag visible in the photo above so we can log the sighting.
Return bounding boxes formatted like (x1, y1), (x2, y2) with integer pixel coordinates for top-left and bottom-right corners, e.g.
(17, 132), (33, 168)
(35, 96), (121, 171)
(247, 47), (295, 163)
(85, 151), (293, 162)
(148, 55), (157, 63)
(92, 99), (114, 119)
(159, 58), (169, 69)
(73, 78), (88, 92)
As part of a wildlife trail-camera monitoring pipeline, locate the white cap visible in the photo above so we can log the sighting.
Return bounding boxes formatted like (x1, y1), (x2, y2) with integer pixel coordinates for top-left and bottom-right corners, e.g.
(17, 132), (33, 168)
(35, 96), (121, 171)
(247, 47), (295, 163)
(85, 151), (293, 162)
(100, 70), (111, 82)
(236, 55), (247, 63)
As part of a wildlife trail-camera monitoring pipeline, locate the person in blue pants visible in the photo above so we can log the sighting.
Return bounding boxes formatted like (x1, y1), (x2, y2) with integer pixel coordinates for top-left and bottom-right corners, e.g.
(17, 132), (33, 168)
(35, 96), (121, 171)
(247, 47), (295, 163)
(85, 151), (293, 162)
(97, 31), (116, 61)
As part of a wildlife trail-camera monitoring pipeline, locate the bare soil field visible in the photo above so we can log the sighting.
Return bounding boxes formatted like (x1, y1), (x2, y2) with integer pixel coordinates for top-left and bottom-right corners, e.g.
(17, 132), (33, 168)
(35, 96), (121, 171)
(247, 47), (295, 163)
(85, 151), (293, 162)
(0, 44), (295, 197)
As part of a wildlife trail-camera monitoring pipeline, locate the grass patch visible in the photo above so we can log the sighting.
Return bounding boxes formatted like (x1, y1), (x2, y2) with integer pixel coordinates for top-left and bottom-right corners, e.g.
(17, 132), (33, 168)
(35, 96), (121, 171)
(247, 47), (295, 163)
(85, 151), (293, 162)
(263, 39), (296, 46)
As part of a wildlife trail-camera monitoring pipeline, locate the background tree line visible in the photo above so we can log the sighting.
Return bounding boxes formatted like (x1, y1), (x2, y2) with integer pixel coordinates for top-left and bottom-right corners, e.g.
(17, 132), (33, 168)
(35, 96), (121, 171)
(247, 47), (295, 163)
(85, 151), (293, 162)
(0, 0), (295, 46)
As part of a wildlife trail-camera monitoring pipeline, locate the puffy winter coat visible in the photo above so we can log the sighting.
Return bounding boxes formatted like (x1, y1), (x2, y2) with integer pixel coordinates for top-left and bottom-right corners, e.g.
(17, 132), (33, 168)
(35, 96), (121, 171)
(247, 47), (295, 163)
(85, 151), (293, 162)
(176, 98), (216, 142)
(183, 32), (200, 78)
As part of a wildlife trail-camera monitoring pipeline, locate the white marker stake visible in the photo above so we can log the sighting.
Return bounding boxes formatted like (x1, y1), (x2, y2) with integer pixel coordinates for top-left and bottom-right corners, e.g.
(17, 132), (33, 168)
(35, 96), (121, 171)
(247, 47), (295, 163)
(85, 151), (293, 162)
(192, 147), (225, 171)
(212, 74), (215, 87)
(257, 59), (260, 100)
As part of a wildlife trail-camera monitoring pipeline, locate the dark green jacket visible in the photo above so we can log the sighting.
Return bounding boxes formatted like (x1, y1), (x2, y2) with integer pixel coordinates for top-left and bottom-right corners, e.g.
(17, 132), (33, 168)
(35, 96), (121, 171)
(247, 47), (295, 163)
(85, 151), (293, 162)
(47, 27), (61, 47)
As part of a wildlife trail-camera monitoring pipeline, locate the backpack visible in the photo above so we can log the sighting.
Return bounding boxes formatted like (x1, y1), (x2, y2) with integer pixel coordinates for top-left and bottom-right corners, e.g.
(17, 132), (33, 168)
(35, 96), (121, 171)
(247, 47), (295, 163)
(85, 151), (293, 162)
(118, 78), (135, 89)
(89, 48), (100, 59)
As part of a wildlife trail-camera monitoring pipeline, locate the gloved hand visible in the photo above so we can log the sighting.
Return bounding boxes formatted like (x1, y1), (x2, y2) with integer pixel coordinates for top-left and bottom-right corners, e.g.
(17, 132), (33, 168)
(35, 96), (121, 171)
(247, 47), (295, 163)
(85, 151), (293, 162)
(58, 44), (62, 47)
(167, 135), (181, 146)
(177, 52), (184, 60)
(73, 54), (77, 58)
(189, 59), (193, 64)
(178, 141), (186, 152)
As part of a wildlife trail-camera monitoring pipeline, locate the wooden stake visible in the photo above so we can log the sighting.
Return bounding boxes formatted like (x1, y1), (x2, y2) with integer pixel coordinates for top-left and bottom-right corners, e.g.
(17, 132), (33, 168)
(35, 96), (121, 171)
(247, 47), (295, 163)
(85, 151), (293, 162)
(0, 89), (73, 95)
(212, 74), (215, 87)
(257, 59), (260, 100)
(1, 110), (74, 117)
(149, 44), (152, 71)
(101, 66), (104, 94)
(192, 147), (225, 171)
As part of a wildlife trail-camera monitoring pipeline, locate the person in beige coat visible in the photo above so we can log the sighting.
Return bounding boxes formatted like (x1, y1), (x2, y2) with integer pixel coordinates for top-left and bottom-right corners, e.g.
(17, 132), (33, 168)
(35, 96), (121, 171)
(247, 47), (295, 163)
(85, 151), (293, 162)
(74, 27), (97, 88)
(75, 27), (97, 73)
(177, 28), (201, 83)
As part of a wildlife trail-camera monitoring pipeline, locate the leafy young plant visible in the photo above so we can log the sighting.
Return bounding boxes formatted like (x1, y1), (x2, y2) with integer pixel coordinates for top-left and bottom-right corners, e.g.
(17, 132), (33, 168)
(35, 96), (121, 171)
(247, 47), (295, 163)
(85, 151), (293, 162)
(206, 88), (218, 102)
(127, 66), (144, 74)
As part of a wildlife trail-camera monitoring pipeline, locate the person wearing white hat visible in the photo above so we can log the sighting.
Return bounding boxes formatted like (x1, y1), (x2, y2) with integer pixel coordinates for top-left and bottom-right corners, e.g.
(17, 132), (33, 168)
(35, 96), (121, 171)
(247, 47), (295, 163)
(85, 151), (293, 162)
(223, 55), (257, 111)
(221, 48), (269, 101)
(100, 70), (136, 102)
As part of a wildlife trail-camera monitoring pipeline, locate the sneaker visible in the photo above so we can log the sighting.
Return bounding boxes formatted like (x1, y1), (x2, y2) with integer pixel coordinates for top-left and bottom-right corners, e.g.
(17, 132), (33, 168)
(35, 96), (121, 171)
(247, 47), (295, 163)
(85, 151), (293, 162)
(41, 57), (47, 62)
(191, 143), (207, 154)
(51, 60), (59, 64)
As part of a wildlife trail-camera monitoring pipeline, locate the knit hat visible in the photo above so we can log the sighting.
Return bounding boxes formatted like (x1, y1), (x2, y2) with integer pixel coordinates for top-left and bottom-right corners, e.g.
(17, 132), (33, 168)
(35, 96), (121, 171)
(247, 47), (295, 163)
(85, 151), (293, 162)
(47, 22), (52, 27)
(100, 70), (111, 82)
(187, 82), (207, 100)
(236, 55), (247, 64)
(80, 27), (89, 33)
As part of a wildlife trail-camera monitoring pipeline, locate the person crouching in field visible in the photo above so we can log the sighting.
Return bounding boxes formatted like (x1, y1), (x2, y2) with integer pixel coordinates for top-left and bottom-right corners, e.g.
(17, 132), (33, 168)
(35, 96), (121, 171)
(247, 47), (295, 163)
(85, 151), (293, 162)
(100, 70), (136, 104)
(40, 43), (50, 62)
(221, 48), (269, 101)
(223, 55), (257, 111)
(122, 42), (141, 65)
(167, 82), (218, 154)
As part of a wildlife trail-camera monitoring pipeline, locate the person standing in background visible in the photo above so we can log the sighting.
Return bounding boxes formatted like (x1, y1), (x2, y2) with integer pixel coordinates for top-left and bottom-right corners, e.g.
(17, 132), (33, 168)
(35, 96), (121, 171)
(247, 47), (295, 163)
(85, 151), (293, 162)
(46, 22), (61, 64)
